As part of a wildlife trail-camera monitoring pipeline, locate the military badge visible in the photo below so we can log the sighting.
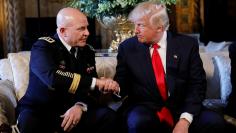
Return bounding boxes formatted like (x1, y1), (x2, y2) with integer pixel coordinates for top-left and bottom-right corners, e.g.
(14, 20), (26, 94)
(86, 64), (95, 73)
(59, 60), (66, 69)
(173, 54), (178, 59)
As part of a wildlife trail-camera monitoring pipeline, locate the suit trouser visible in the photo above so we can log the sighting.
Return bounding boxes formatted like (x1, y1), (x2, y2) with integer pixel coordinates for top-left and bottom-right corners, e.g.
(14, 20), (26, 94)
(120, 105), (225, 133)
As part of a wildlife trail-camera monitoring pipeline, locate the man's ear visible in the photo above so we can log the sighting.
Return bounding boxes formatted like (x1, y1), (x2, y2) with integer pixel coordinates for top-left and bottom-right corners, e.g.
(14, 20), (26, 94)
(156, 26), (163, 33)
(59, 27), (64, 33)
(59, 27), (67, 37)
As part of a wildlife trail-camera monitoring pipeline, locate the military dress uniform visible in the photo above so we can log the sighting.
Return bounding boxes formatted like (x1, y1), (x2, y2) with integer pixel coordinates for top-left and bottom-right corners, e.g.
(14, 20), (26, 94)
(16, 34), (117, 133)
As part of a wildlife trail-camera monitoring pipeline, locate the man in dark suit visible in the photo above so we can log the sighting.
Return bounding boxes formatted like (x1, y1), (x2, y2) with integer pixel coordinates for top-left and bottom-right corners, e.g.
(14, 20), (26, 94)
(225, 41), (236, 118)
(17, 7), (119, 133)
(114, 1), (225, 133)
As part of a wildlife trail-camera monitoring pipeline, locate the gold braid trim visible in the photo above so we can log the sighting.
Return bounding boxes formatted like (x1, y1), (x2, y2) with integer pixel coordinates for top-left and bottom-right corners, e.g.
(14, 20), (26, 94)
(38, 37), (55, 43)
(68, 73), (81, 94)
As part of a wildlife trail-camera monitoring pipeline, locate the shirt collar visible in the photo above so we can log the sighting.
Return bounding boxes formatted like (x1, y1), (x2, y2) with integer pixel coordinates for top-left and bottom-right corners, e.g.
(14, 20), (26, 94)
(158, 31), (167, 49)
(58, 34), (72, 52)
(149, 31), (167, 49)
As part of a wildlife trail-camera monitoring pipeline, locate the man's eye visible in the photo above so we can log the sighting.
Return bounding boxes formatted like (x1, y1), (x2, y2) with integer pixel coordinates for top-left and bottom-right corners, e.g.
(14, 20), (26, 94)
(138, 24), (145, 28)
(77, 27), (85, 31)
(139, 25), (145, 29)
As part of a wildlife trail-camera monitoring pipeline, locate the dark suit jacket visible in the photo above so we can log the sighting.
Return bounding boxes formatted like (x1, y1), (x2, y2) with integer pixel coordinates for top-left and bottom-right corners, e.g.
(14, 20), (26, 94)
(225, 41), (236, 118)
(114, 32), (206, 120)
(17, 34), (99, 116)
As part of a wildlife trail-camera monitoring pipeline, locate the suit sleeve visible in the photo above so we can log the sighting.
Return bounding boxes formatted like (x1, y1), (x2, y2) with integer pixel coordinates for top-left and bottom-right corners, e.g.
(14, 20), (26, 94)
(114, 42), (130, 98)
(183, 39), (207, 115)
(30, 40), (93, 94)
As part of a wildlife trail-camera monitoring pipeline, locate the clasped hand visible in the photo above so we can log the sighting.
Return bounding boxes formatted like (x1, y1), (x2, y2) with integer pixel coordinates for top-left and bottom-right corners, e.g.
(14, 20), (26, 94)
(96, 77), (120, 95)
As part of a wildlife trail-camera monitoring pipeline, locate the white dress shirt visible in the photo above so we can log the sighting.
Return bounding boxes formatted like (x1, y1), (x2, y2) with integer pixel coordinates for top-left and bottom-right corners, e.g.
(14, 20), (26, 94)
(150, 31), (193, 124)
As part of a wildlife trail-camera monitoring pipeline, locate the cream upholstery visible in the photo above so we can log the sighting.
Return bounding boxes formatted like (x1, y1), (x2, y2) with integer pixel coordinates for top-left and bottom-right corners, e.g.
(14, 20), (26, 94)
(8, 52), (30, 100)
(0, 80), (17, 125)
(0, 59), (14, 82)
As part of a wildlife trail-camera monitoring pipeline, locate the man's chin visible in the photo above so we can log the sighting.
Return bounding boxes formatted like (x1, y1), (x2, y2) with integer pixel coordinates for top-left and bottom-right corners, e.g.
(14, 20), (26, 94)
(137, 38), (146, 43)
(76, 42), (87, 47)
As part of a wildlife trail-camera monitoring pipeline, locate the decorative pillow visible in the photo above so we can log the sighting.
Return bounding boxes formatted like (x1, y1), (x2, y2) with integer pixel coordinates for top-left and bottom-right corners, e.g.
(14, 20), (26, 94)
(202, 99), (226, 113)
(0, 80), (17, 124)
(0, 59), (14, 82)
(95, 56), (117, 78)
(200, 51), (229, 99)
(8, 51), (31, 100)
(205, 41), (232, 52)
(212, 55), (232, 102)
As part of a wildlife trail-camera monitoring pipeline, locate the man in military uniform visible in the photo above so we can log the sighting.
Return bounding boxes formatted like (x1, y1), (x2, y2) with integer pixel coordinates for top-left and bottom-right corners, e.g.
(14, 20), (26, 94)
(16, 7), (120, 133)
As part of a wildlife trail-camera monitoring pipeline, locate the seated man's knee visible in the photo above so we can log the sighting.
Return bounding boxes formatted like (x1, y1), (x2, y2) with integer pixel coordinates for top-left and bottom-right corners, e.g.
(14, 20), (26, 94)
(126, 106), (158, 130)
(96, 107), (117, 122)
(197, 110), (225, 133)
(17, 109), (43, 133)
(201, 110), (225, 126)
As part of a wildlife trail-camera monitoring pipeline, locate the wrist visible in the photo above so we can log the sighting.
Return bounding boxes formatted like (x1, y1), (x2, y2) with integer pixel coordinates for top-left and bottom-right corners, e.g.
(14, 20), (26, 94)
(75, 102), (87, 112)
(95, 78), (100, 87)
(179, 118), (190, 127)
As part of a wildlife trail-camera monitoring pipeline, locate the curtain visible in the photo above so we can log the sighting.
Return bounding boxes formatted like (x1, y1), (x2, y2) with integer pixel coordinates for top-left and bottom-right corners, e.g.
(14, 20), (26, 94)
(0, 0), (25, 58)
(0, 0), (7, 58)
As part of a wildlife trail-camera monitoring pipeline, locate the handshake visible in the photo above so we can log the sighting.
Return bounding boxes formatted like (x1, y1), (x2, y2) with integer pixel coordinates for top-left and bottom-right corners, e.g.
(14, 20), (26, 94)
(95, 77), (120, 98)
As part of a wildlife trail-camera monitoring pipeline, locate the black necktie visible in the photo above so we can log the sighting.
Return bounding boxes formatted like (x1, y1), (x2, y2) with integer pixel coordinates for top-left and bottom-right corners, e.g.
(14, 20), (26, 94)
(70, 47), (76, 58)
(76, 48), (83, 59)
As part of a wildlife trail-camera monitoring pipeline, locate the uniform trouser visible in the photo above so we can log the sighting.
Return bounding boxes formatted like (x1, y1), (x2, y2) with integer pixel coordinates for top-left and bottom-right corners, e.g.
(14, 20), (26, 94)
(17, 106), (118, 133)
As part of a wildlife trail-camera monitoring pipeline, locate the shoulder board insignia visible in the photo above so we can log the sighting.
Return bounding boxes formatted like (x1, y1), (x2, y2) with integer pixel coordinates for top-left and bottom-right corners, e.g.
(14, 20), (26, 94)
(38, 37), (55, 43)
(87, 44), (95, 51)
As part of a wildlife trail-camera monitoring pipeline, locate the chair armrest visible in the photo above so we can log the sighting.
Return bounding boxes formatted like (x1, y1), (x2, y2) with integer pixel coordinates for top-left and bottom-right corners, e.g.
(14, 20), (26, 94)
(0, 80), (17, 125)
(224, 114), (236, 127)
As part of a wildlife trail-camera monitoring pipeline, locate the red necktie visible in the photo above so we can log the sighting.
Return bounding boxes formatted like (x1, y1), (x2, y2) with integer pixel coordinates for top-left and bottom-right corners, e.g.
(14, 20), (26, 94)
(151, 43), (174, 127)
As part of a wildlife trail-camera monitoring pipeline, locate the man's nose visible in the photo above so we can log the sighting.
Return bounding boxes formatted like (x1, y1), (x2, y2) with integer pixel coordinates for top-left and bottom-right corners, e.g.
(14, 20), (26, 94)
(134, 26), (140, 34)
(84, 28), (90, 36)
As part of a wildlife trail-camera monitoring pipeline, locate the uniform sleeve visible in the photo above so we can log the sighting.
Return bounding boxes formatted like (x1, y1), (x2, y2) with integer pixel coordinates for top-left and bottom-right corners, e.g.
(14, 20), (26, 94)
(30, 40), (93, 94)
(53, 70), (92, 94)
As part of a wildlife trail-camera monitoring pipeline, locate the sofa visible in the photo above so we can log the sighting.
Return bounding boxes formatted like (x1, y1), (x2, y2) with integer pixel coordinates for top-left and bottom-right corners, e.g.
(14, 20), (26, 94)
(0, 42), (234, 129)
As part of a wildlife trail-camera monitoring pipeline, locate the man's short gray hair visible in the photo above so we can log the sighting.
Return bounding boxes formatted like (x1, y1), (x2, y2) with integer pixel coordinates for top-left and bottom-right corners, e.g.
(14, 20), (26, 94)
(128, 1), (169, 30)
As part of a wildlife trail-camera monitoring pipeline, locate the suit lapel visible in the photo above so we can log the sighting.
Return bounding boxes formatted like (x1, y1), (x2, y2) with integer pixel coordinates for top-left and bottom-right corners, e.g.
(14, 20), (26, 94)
(139, 43), (160, 96)
(166, 33), (180, 95)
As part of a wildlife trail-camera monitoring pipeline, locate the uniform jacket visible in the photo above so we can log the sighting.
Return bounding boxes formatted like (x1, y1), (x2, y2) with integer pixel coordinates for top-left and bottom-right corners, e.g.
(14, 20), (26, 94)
(18, 34), (98, 115)
(114, 32), (206, 120)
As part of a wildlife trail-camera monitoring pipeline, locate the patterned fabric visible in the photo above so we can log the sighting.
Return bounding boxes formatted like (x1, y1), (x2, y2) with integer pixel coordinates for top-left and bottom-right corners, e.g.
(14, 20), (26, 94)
(205, 41), (232, 52)
(95, 57), (117, 78)
(0, 80), (16, 125)
(212, 55), (232, 102)
(8, 51), (30, 100)
(0, 59), (13, 82)
(200, 51), (229, 99)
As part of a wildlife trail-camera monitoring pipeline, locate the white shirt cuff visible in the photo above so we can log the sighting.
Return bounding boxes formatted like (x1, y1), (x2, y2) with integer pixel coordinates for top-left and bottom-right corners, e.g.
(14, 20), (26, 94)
(90, 78), (96, 90)
(75, 102), (88, 112)
(180, 112), (193, 124)
(113, 87), (121, 98)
